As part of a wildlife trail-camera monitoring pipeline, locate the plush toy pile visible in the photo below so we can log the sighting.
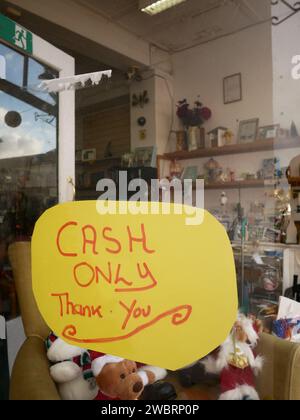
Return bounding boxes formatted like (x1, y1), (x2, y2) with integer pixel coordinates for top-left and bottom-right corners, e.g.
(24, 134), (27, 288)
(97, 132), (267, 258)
(46, 333), (174, 400)
(46, 313), (263, 401)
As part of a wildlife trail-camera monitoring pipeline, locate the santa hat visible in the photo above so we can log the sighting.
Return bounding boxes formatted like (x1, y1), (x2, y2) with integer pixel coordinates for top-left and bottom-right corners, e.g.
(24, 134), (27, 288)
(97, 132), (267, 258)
(91, 353), (124, 377)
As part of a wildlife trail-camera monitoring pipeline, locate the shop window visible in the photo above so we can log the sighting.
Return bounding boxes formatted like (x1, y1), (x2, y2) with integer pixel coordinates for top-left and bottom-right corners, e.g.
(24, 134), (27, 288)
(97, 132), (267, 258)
(0, 43), (24, 87)
(27, 57), (58, 106)
(0, 41), (58, 320)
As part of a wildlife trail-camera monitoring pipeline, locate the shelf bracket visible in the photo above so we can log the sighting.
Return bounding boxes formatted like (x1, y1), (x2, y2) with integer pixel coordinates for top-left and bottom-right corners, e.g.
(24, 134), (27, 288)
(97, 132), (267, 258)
(272, 0), (300, 25)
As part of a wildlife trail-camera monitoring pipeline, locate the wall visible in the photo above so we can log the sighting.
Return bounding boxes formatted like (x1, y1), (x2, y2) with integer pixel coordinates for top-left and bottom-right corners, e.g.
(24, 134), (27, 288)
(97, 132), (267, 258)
(80, 98), (130, 160)
(76, 74), (130, 152)
(130, 69), (174, 155)
(170, 22), (277, 212)
(76, 95), (130, 155)
(130, 71), (156, 152)
(155, 71), (174, 155)
(272, 2), (300, 179)
(173, 21), (274, 138)
(271, 3), (300, 281)
(272, 2), (300, 131)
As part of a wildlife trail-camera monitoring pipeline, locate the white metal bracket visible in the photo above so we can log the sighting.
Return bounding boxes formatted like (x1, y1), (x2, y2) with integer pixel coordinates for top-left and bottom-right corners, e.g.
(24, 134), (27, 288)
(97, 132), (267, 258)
(38, 70), (112, 93)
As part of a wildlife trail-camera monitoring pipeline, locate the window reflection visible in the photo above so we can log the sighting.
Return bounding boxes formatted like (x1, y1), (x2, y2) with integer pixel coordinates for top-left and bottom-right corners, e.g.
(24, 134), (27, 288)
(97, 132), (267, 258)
(27, 58), (58, 105)
(0, 41), (58, 320)
(0, 43), (24, 87)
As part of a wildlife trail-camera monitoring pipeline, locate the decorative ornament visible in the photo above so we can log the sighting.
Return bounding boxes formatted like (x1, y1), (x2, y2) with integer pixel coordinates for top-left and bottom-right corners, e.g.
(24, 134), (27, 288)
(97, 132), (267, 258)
(137, 117), (146, 127)
(139, 129), (147, 141)
(4, 111), (22, 128)
(272, 0), (300, 26)
(132, 91), (149, 108)
(220, 192), (228, 207)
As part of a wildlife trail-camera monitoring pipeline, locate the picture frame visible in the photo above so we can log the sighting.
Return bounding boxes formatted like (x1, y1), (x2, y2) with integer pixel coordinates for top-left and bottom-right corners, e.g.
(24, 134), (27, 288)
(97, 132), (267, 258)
(82, 148), (96, 162)
(261, 158), (280, 179)
(258, 124), (280, 140)
(133, 146), (157, 168)
(238, 118), (259, 144)
(223, 73), (242, 105)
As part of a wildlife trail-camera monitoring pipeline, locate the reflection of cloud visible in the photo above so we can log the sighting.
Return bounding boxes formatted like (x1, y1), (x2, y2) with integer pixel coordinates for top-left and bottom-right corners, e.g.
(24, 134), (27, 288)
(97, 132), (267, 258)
(0, 131), (43, 159)
(0, 106), (56, 157)
(0, 106), (7, 121)
(5, 52), (15, 62)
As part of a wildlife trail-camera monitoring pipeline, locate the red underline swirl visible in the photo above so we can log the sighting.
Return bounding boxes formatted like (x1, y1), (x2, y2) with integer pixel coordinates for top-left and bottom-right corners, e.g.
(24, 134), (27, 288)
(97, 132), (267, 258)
(62, 304), (192, 344)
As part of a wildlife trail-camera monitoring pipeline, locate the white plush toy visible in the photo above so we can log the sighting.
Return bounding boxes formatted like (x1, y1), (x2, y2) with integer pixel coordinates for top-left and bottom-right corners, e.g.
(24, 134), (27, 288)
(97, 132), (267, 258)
(46, 333), (99, 401)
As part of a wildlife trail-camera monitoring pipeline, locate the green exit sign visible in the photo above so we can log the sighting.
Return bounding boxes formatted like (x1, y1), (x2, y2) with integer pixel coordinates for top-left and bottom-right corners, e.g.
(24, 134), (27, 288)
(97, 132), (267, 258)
(0, 14), (33, 54)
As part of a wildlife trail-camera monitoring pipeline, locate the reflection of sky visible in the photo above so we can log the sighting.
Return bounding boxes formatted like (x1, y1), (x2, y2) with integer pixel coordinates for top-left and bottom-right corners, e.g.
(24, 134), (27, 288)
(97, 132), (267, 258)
(0, 42), (57, 160)
(0, 91), (57, 159)
(0, 43), (57, 105)
(0, 43), (23, 86)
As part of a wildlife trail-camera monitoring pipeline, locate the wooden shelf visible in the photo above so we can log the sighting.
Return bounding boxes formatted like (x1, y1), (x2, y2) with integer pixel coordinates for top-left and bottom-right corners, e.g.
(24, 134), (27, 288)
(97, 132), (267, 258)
(76, 156), (121, 165)
(204, 179), (282, 190)
(163, 137), (300, 161)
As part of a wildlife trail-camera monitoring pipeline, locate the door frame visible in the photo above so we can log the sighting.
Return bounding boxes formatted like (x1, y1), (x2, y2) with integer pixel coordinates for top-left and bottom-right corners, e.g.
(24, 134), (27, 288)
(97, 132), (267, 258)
(1, 21), (75, 203)
(32, 33), (75, 203)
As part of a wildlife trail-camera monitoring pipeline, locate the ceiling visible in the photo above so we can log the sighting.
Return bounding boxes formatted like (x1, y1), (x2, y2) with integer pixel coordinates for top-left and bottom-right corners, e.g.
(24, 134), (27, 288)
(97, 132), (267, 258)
(71, 0), (271, 53)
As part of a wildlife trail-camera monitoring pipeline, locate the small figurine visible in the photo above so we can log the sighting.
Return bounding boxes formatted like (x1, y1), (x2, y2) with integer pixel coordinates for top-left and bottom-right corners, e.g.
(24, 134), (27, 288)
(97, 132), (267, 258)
(220, 192), (228, 207)
(204, 158), (222, 183)
(223, 130), (234, 145)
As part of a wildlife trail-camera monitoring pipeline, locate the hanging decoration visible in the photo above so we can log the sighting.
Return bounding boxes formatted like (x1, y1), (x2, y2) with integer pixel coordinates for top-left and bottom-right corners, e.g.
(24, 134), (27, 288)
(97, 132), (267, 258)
(4, 110), (22, 128)
(137, 116), (147, 126)
(132, 91), (149, 108)
(272, 0), (300, 26)
(38, 70), (112, 93)
(34, 112), (56, 126)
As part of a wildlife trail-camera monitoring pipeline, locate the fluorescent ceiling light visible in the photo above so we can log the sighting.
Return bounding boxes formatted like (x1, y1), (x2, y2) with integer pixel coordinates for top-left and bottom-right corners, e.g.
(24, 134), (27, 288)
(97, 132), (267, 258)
(140, 0), (186, 16)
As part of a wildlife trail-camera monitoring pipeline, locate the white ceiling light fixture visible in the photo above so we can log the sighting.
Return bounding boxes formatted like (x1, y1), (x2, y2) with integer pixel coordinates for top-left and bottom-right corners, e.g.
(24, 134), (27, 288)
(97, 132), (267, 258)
(140, 0), (187, 16)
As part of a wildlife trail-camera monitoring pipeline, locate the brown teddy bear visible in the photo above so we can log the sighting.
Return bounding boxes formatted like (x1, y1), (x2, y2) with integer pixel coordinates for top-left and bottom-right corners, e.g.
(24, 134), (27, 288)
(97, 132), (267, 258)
(47, 333), (176, 400)
(91, 352), (168, 400)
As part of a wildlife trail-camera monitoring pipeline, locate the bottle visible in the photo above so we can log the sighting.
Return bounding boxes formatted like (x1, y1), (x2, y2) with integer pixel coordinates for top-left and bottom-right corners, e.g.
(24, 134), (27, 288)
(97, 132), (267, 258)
(286, 213), (298, 244)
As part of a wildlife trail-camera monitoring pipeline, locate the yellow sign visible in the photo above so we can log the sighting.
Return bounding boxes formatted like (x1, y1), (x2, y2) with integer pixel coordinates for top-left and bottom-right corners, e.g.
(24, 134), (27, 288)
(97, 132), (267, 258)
(32, 201), (237, 370)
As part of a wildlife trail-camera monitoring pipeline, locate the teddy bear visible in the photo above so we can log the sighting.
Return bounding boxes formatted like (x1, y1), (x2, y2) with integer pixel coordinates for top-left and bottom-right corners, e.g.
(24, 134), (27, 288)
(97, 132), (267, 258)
(90, 351), (171, 400)
(46, 333), (176, 400)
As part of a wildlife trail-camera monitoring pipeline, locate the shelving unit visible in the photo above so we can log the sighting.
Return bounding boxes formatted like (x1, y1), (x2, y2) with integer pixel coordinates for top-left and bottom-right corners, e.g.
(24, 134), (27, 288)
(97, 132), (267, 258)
(76, 156), (122, 166)
(162, 137), (300, 161)
(158, 137), (300, 189)
(168, 178), (285, 191)
(204, 179), (282, 190)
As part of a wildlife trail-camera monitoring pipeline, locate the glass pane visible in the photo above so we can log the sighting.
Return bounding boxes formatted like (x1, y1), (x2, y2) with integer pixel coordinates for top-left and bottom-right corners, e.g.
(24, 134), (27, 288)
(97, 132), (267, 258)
(0, 42), (58, 320)
(0, 43), (24, 87)
(27, 58), (58, 105)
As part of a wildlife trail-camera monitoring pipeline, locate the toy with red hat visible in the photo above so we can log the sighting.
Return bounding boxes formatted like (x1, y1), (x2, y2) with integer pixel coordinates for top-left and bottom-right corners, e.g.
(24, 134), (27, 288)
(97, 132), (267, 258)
(46, 334), (176, 400)
(200, 313), (264, 400)
(46, 333), (99, 400)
